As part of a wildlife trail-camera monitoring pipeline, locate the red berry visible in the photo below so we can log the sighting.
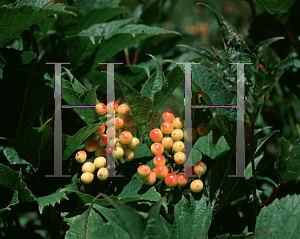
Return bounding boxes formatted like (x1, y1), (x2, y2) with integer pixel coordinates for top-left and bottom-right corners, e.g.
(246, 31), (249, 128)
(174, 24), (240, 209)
(164, 173), (178, 187)
(160, 121), (174, 134)
(154, 165), (168, 178)
(153, 155), (166, 166)
(107, 101), (119, 114)
(137, 165), (151, 178)
(151, 143), (164, 155)
(150, 128), (163, 143)
(95, 103), (107, 115)
(162, 110), (175, 122)
(177, 172), (189, 187)
(94, 125), (105, 136)
(197, 123), (210, 136)
(85, 139), (98, 152)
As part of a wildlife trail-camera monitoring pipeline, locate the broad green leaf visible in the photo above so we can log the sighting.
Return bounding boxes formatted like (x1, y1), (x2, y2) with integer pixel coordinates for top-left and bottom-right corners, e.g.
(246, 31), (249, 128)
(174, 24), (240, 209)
(0, 4), (75, 47)
(62, 123), (103, 161)
(274, 138), (300, 183)
(253, 37), (285, 52)
(254, 130), (279, 155)
(100, 196), (146, 239)
(0, 164), (20, 190)
(252, 0), (295, 24)
(143, 198), (170, 239)
(8, 0), (52, 7)
(140, 0), (167, 25)
(73, 0), (121, 14)
(140, 55), (165, 99)
(88, 225), (126, 239)
(153, 65), (185, 110)
(36, 191), (69, 214)
(245, 153), (264, 179)
(166, 196), (213, 239)
(255, 194), (300, 238)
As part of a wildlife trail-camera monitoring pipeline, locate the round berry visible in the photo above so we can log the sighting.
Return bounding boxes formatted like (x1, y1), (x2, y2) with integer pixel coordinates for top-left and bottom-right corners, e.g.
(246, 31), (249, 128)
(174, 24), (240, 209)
(171, 129), (184, 141)
(97, 134), (109, 147)
(107, 101), (119, 114)
(106, 114), (114, 126)
(150, 128), (163, 143)
(197, 123), (210, 136)
(113, 147), (124, 159)
(109, 138), (118, 147)
(107, 126), (118, 138)
(81, 172), (94, 184)
(123, 148), (134, 161)
(184, 128), (198, 142)
(114, 117), (124, 130)
(174, 152), (186, 165)
(153, 155), (166, 166)
(194, 161), (207, 175)
(97, 167), (109, 180)
(172, 141), (184, 152)
(137, 165), (151, 178)
(82, 162), (95, 173)
(123, 115), (135, 128)
(128, 137), (139, 150)
(85, 139), (98, 152)
(154, 165), (168, 178)
(118, 104), (130, 117)
(94, 125), (105, 136)
(172, 117), (184, 129)
(151, 143), (164, 155)
(119, 131), (133, 144)
(124, 125), (137, 135)
(106, 146), (114, 156)
(95, 147), (106, 157)
(75, 150), (87, 163)
(142, 171), (156, 185)
(95, 103), (107, 115)
(190, 179), (204, 193)
(160, 121), (174, 134)
(162, 110), (175, 122)
(177, 172), (189, 187)
(162, 137), (173, 150)
(94, 157), (106, 168)
(115, 138), (127, 150)
(165, 173), (178, 187)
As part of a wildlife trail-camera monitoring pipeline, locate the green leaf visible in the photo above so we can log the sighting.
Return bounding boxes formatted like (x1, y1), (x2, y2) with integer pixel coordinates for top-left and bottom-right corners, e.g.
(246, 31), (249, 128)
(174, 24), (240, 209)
(140, 0), (167, 25)
(166, 196), (213, 239)
(244, 153), (264, 179)
(252, 0), (295, 24)
(0, 4), (75, 47)
(253, 37), (285, 52)
(0, 191), (19, 214)
(36, 191), (69, 214)
(62, 123), (103, 161)
(255, 194), (300, 238)
(8, 0), (52, 7)
(73, 0), (121, 14)
(255, 130), (279, 156)
(274, 138), (300, 183)
(0, 163), (20, 190)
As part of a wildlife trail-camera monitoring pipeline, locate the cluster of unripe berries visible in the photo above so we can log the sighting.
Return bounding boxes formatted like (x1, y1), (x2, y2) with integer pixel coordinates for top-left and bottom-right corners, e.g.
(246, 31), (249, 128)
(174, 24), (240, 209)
(75, 101), (140, 184)
(137, 110), (210, 193)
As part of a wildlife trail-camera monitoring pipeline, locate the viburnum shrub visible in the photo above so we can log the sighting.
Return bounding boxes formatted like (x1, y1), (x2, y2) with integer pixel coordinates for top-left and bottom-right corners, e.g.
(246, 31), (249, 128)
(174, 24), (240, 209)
(1, 1), (298, 238)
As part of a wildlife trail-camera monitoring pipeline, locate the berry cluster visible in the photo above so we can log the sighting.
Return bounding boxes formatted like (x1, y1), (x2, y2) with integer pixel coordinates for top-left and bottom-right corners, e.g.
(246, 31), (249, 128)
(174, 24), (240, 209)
(137, 110), (210, 193)
(75, 102), (140, 184)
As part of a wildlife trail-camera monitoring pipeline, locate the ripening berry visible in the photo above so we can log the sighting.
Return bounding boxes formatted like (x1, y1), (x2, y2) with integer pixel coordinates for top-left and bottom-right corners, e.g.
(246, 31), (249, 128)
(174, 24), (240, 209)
(150, 128), (163, 143)
(95, 103), (107, 115)
(172, 141), (184, 152)
(184, 128), (198, 142)
(153, 155), (166, 166)
(119, 131), (133, 144)
(165, 173), (178, 187)
(106, 114), (114, 126)
(94, 157), (106, 168)
(162, 137), (173, 150)
(113, 147), (124, 159)
(82, 162), (95, 173)
(109, 138), (118, 147)
(124, 125), (137, 135)
(94, 125), (105, 136)
(97, 167), (109, 180)
(174, 152), (186, 165)
(197, 123), (210, 136)
(171, 129), (184, 141)
(123, 148), (134, 161)
(81, 172), (94, 184)
(162, 110), (175, 122)
(95, 147), (106, 157)
(107, 101), (119, 114)
(160, 121), (174, 134)
(75, 150), (87, 163)
(194, 161), (207, 175)
(118, 104), (130, 117)
(128, 137), (139, 150)
(177, 172), (189, 187)
(106, 126), (117, 138)
(137, 165), (151, 178)
(123, 115), (135, 128)
(97, 134), (109, 147)
(154, 165), (168, 178)
(190, 179), (204, 193)
(151, 143), (164, 155)
(172, 117), (184, 129)
(142, 171), (156, 185)
(114, 117), (125, 130)
(115, 138), (127, 150)
(85, 139), (98, 152)
(105, 146), (114, 156)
